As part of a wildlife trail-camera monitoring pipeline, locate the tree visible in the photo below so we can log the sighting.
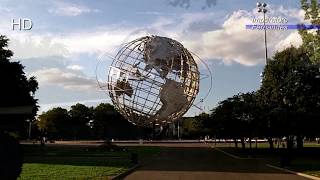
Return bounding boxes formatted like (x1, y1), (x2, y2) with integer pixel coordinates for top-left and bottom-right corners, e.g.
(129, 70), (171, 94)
(196, 112), (211, 136)
(0, 133), (23, 179)
(0, 35), (39, 137)
(0, 35), (38, 179)
(300, 0), (320, 63)
(209, 92), (263, 149)
(237, 92), (261, 149)
(93, 103), (117, 139)
(210, 95), (244, 148)
(69, 103), (93, 140)
(259, 46), (320, 149)
(92, 103), (144, 139)
(181, 117), (202, 138)
(37, 107), (70, 139)
(36, 103), (147, 140)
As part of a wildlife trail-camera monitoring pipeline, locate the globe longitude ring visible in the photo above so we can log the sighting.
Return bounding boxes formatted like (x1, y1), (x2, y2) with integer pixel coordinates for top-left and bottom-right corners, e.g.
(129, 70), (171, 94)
(107, 35), (200, 127)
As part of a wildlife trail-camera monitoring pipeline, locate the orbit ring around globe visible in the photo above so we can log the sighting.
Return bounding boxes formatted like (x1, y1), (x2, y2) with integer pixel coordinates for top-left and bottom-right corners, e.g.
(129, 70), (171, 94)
(96, 35), (212, 127)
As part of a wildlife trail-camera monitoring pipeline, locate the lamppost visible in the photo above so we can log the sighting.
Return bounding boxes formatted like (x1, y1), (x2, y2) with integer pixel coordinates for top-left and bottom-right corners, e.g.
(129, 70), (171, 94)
(177, 120), (180, 140)
(26, 119), (32, 139)
(257, 2), (268, 64)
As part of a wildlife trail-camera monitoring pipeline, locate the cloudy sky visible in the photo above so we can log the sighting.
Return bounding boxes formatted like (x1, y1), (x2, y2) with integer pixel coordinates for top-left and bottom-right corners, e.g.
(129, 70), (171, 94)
(0, 0), (306, 116)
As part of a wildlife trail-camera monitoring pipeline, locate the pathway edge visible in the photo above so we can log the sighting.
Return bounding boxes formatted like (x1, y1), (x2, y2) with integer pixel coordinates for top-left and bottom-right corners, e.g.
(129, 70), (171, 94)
(266, 164), (320, 180)
(111, 164), (140, 180)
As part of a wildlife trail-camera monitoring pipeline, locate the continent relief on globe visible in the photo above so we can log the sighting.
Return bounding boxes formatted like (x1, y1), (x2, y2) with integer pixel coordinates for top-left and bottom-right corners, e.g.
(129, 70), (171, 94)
(114, 79), (133, 97)
(144, 36), (191, 79)
(155, 79), (188, 121)
(143, 36), (191, 121)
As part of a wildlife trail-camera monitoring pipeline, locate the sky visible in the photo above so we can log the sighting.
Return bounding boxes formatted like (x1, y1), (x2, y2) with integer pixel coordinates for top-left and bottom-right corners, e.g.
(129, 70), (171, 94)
(0, 0), (307, 116)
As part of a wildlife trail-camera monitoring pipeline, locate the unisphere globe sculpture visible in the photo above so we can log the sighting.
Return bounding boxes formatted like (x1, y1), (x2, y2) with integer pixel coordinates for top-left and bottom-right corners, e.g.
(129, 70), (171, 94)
(107, 35), (200, 126)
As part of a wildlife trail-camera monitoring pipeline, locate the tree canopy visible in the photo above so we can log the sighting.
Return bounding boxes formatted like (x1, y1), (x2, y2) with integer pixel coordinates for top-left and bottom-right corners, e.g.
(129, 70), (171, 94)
(258, 47), (320, 147)
(0, 35), (38, 137)
(300, 0), (320, 63)
(37, 107), (70, 139)
(37, 103), (149, 140)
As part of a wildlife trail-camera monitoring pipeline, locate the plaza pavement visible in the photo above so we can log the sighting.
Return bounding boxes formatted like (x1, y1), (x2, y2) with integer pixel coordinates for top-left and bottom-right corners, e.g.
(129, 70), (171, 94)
(122, 143), (309, 180)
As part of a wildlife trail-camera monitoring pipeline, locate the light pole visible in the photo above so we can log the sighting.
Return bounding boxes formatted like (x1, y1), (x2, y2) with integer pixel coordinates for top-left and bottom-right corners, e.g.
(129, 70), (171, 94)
(177, 120), (180, 140)
(257, 2), (268, 64)
(27, 119), (32, 139)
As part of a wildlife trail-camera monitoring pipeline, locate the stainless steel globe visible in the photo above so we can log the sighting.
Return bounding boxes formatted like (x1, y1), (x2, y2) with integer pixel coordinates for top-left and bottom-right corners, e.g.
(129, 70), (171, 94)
(107, 36), (200, 126)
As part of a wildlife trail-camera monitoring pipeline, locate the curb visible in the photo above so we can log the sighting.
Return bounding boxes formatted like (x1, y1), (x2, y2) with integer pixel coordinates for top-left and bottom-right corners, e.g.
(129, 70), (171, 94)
(111, 164), (140, 180)
(266, 164), (320, 180)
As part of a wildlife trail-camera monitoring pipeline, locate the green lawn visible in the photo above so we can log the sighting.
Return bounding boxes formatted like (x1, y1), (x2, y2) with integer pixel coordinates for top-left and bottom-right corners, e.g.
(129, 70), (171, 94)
(19, 163), (126, 180)
(18, 144), (133, 180)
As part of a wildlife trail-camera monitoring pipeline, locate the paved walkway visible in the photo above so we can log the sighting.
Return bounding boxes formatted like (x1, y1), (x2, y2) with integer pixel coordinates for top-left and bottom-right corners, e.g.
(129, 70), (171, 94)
(124, 144), (309, 180)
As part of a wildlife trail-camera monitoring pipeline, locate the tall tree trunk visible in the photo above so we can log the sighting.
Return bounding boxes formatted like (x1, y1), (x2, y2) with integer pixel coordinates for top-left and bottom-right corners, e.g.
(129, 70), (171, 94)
(73, 128), (77, 141)
(249, 137), (252, 149)
(286, 137), (293, 166)
(255, 137), (258, 149)
(280, 137), (293, 167)
(214, 137), (217, 147)
(241, 138), (245, 149)
(268, 137), (274, 149)
(234, 138), (238, 148)
(287, 138), (293, 150)
(297, 135), (304, 149)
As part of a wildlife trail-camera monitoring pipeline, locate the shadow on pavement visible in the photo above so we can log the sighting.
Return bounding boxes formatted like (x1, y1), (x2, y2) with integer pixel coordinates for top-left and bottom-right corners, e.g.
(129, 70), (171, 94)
(133, 146), (289, 174)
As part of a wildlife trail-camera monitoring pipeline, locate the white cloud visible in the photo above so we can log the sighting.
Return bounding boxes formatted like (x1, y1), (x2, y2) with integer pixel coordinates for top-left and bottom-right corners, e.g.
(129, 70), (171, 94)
(135, 11), (176, 16)
(4, 5), (309, 66)
(276, 6), (308, 24)
(167, 0), (217, 9)
(48, 2), (99, 16)
(30, 68), (97, 90)
(40, 98), (109, 112)
(275, 31), (302, 51)
(0, 4), (18, 32)
(54, 30), (132, 55)
(181, 10), (287, 65)
(67, 64), (84, 71)
(0, 7), (11, 13)
(6, 28), (135, 59)
(179, 7), (308, 66)
(8, 33), (68, 59)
